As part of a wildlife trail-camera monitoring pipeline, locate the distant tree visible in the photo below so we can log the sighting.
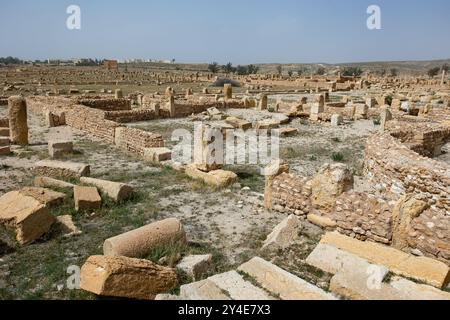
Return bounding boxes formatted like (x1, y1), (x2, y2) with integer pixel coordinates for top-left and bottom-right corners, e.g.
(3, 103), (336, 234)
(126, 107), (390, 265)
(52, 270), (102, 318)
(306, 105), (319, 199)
(342, 67), (363, 77)
(442, 63), (449, 73)
(0, 56), (24, 65)
(390, 68), (398, 77)
(276, 65), (283, 75)
(316, 67), (326, 76)
(222, 62), (234, 74)
(297, 68), (305, 76)
(427, 67), (441, 78)
(247, 64), (259, 74)
(236, 65), (248, 75)
(379, 69), (387, 77)
(208, 62), (219, 74)
(287, 70), (293, 77)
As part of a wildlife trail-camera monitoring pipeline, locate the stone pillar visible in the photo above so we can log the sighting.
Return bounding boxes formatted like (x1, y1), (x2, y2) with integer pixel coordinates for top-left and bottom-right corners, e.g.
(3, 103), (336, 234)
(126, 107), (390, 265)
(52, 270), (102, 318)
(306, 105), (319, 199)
(380, 106), (392, 132)
(441, 70), (446, 86)
(167, 95), (175, 118)
(8, 96), (28, 145)
(263, 160), (289, 209)
(193, 124), (222, 172)
(115, 89), (123, 99)
(258, 94), (268, 110)
(224, 84), (232, 100)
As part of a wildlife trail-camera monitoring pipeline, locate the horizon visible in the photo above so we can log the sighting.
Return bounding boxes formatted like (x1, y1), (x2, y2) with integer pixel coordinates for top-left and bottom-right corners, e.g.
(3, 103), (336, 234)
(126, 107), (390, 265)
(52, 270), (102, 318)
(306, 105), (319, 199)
(1, 0), (450, 64)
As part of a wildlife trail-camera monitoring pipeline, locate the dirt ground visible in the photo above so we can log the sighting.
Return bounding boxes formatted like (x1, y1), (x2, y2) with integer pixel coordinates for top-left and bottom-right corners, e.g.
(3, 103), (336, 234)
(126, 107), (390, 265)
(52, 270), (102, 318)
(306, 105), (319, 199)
(0, 94), (379, 299)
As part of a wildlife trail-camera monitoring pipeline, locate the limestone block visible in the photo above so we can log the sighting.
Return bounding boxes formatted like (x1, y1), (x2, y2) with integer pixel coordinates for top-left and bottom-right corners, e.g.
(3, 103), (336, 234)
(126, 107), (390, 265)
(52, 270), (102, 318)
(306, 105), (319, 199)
(0, 128), (9, 137)
(321, 232), (450, 288)
(74, 186), (101, 212)
(225, 117), (252, 130)
(8, 96), (28, 145)
(331, 114), (343, 126)
(103, 218), (186, 258)
(0, 191), (55, 245)
(55, 215), (82, 237)
(176, 254), (213, 280)
(80, 177), (133, 203)
(180, 279), (230, 300)
(19, 187), (65, 207)
(0, 146), (10, 156)
(48, 140), (73, 158)
(208, 271), (274, 300)
(34, 176), (75, 189)
(80, 255), (177, 300)
(307, 214), (337, 229)
(238, 257), (336, 300)
(143, 147), (172, 162)
(185, 165), (237, 188)
(262, 215), (302, 250)
(34, 160), (90, 179)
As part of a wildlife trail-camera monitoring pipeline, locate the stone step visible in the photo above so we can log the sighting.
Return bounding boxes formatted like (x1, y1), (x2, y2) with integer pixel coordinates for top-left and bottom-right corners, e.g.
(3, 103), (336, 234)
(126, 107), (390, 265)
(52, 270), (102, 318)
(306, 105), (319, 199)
(208, 270), (274, 300)
(238, 257), (336, 300)
(179, 279), (231, 300)
(320, 232), (450, 289)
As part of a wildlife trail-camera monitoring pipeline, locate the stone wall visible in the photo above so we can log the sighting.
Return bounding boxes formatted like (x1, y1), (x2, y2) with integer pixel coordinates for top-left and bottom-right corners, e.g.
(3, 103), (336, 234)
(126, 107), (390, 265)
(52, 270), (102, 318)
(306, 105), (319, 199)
(114, 127), (164, 155)
(364, 132), (450, 211)
(65, 105), (120, 144)
(104, 109), (158, 123)
(76, 98), (132, 111)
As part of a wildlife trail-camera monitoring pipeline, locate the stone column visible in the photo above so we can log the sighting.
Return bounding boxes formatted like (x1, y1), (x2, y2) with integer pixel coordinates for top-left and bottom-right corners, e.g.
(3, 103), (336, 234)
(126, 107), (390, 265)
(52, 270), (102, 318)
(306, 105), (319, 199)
(258, 94), (268, 110)
(167, 95), (175, 118)
(224, 84), (232, 100)
(8, 96), (28, 145)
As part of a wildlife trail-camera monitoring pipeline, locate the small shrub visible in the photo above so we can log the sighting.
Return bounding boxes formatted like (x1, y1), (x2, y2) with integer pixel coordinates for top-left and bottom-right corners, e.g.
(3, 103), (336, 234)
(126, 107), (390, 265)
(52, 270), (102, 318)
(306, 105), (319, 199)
(267, 107), (275, 113)
(373, 117), (381, 126)
(331, 152), (344, 162)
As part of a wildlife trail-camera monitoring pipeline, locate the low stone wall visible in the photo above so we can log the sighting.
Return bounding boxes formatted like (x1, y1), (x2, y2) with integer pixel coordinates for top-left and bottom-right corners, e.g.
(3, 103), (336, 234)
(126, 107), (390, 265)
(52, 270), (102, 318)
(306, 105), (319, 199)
(76, 98), (132, 111)
(364, 132), (450, 211)
(104, 109), (158, 123)
(65, 105), (120, 144)
(114, 127), (164, 155)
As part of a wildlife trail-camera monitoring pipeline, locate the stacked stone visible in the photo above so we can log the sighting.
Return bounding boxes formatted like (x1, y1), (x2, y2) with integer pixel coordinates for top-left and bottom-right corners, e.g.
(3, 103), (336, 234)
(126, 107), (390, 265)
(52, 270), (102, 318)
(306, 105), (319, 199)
(269, 173), (311, 216)
(104, 109), (157, 123)
(331, 191), (393, 244)
(408, 207), (450, 263)
(364, 133), (450, 212)
(77, 98), (131, 111)
(114, 127), (164, 156)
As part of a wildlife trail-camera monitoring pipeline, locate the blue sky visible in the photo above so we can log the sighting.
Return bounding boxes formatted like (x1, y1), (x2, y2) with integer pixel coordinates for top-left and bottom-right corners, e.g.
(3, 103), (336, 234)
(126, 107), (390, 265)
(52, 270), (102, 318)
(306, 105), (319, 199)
(0, 0), (449, 64)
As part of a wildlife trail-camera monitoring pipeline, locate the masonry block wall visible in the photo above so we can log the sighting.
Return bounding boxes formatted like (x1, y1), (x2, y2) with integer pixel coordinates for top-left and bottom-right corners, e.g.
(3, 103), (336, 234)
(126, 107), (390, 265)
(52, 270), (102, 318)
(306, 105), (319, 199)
(76, 98), (132, 111)
(114, 127), (164, 155)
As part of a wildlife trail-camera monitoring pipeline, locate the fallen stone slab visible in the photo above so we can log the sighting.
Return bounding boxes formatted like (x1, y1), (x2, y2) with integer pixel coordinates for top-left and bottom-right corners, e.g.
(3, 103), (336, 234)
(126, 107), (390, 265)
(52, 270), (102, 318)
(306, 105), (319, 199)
(80, 255), (177, 300)
(154, 294), (182, 300)
(307, 213), (337, 229)
(73, 186), (101, 212)
(34, 176), (75, 189)
(276, 128), (298, 137)
(185, 165), (237, 188)
(389, 276), (450, 300)
(226, 117), (252, 130)
(306, 243), (387, 275)
(103, 218), (186, 258)
(80, 177), (133, 203)
(262, 215), (302, 251)
(321, 232), (450, 288)
(19, 187), (65, 207)
(255, 119), (280, 130)
(176, 254), (213, 281)
(143, 147), (172, 162)
(0, 191), (55, 245)
(238, 257), (336, 300)
(180, 279), (231, 300)
(330, 266), (402, 300)
(48, 140), (73, 158)
(55, 215), (82, 237)
(34, 160), (90, 179)
(208, 270), (274, 300)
